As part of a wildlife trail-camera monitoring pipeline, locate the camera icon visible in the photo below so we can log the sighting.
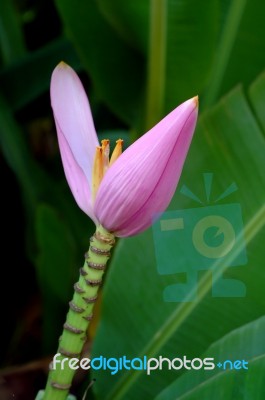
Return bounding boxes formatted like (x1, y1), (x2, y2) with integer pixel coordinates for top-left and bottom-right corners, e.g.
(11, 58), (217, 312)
(152, 197), (248, 302)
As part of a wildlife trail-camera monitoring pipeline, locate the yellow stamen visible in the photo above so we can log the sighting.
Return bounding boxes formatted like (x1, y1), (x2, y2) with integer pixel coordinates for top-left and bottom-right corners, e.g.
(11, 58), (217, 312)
(92, 139), (124, 201)
(92, 146), (103, 202)
(101, 139), (110, 174)
(109, 139), (124, 166)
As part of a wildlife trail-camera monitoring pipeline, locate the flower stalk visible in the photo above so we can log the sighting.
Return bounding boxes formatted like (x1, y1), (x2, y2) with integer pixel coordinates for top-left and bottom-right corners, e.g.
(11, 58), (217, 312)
(42, 225), (115, 400)
(36, 62), (199, 399)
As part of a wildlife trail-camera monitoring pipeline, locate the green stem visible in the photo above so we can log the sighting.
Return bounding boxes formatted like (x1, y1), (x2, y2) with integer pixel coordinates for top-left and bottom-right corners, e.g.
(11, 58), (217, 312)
(40, 225), (115, 400)
(145, 0), (167, 130)
(203, 0), (247, 107)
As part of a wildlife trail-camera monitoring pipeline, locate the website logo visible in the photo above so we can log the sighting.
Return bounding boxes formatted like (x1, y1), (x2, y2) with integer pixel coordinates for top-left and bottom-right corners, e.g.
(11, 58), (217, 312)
(152, 173), (247, 302)
(50, 354), (248, 375)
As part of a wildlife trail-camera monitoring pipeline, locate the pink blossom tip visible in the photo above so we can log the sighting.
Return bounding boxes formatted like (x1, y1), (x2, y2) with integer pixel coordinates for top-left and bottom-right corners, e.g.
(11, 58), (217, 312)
(94, 97), (198, 237)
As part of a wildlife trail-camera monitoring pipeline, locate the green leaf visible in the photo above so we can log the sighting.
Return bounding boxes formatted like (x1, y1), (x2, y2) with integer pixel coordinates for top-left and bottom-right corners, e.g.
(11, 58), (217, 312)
(221, 0), (265, 94)
(54, 0), (145, 125)
(98, 0), (219, 128)
(91, 73), (265, 399)
(35, 204), (76, 303)
(35, 204), (77, 351)
(0, 0), (26, 66)
(202, 0), (247, 107)
(248, 71), (265, 133)
(156, 317), (265, 400)
(0, 92), (43, 208)
(97, 0), (149, 53)
(205, 0), (265, 106)
(0, 37), (80, 111)
(163, 0), (219, 114)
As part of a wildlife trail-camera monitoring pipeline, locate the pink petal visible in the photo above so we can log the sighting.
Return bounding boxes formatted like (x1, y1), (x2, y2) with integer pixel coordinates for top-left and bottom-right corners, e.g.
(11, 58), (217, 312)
(56, 121), (97, 223)
(50, 62), (99, 203)
(94, 97), (198, 237)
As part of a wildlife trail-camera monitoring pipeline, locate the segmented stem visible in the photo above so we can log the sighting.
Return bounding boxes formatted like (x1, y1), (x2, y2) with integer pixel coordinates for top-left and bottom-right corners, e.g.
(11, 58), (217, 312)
(41, 225), (115, 400)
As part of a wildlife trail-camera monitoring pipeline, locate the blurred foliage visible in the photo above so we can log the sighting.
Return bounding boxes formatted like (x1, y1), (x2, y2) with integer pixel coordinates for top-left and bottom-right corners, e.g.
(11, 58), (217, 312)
(0, 0), (264, 399)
